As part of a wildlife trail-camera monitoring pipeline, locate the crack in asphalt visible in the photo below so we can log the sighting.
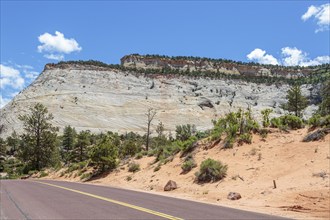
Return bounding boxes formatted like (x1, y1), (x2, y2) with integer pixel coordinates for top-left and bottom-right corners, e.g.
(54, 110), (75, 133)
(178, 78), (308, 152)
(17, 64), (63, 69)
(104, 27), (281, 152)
(3, 187), (31, 220)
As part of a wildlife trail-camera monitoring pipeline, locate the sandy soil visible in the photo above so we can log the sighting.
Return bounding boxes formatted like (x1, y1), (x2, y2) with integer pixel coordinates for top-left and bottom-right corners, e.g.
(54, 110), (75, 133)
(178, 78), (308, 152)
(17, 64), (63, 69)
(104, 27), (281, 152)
(45, 128), (330, 219)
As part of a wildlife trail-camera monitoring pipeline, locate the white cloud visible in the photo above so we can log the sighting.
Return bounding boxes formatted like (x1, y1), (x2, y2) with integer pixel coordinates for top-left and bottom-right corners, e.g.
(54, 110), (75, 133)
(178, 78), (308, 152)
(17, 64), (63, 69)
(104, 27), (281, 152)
(0, 63), (40, 109)
(0, 64), (20, 78)
(38, 31), (82, 54)
(25, 71), (39, 80)
(0, 95), (10, 108)
(37, 31), (82, 60)
(281, 47), (306, 66)
(281, 47), (330, 66)
(44, 54), (64, 61)
(247, 47), (330, 66)
(302, 5), (319, 21)
(302, 3), (330, 32)
(0, 64), (25, 89)
(246, 48), (279, 65)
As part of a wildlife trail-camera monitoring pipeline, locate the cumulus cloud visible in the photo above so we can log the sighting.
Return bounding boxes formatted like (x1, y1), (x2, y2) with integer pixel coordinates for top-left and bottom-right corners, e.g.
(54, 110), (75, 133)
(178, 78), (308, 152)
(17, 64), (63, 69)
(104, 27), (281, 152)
(247, 47), (330, 66)
(0, 64), (25, 89)
(0, 63), (40, 108)
(281, 47), (330, 66)
(0, 95), (10, 108)
(246, 48), (279, 65)
(44, 54), (64, 61)
(302, 3), (330, 32)
(37, 31), (82, 60)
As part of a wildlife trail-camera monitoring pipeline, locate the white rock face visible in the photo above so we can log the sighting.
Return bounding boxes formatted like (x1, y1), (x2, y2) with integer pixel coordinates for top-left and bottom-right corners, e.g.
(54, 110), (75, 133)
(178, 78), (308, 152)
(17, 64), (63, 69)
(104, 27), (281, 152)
(0, 65), (318, 138)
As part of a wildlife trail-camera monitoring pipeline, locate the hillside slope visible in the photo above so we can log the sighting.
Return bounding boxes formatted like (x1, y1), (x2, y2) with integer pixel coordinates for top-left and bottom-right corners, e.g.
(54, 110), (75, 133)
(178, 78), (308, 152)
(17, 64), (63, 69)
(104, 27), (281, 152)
(45, 129), (330, 220)
(0, 62), (320, 137)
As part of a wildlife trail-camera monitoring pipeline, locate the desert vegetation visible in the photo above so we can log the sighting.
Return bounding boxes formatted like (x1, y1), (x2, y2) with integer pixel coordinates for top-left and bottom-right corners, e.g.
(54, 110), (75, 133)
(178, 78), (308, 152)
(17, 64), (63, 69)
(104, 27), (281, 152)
(1, 80), (329, 183)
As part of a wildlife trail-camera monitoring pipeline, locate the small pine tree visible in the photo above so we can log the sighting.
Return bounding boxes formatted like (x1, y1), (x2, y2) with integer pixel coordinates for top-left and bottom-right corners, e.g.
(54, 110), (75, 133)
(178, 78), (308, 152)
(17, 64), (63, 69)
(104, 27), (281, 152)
(72, 130), (90, 162)
(319, 80), (330, 116)
(281, 85), (308, 117)
(61, 125), (77, 164)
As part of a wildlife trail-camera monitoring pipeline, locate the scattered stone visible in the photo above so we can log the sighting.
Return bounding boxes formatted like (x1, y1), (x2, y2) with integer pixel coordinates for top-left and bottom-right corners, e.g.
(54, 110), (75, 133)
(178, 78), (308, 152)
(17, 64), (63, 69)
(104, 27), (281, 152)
(227, 192), (241, 200)
(164, 180), (177, 191)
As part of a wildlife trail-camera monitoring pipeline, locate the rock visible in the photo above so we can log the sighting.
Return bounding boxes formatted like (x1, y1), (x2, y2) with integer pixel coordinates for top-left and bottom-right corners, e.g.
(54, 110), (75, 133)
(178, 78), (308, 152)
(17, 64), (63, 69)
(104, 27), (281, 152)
(303, 128), (330, 142)
(227, 192), (241, 200)
(198, 97), (214, 109)
(20, 175), (30, 180)
(164, 180), (177, 191)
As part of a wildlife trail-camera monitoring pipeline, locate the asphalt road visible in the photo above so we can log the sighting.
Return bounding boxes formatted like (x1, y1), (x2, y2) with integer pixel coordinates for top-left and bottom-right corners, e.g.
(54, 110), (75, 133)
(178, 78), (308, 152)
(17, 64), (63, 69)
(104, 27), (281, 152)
(0, 180), (290, 220)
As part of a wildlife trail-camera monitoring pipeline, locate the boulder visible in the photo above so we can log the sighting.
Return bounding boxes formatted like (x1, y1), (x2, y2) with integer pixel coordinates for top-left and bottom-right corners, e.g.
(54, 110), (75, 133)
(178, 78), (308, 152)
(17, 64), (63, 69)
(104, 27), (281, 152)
(164, 180), (177, 191)
(227, 192), (241, 200)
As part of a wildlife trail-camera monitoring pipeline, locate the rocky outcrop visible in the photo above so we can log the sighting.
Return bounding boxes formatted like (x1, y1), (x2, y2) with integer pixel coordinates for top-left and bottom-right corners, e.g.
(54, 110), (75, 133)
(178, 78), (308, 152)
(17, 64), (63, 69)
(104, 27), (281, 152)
(0, 62), (320, 138)
(121, 54), (316, 79)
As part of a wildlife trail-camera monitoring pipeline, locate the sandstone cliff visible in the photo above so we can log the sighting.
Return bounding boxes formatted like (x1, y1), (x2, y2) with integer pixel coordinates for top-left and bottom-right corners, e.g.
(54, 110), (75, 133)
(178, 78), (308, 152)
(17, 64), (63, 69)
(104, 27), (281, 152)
(121, 54), (320, 78)
(0, 59), (321, 138)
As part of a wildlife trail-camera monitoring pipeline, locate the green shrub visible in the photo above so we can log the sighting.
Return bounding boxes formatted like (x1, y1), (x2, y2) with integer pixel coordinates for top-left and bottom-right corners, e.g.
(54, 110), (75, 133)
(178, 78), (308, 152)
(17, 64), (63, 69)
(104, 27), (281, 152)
(308, 114), (322, 128)
(126, 176), (132, 181)
(179, 136), (198, 157)
(154, 163), (161, 172)
(128, 162), (140, 173)
(281, 115), (304, 129)
(195, 158), (228, 183)
(175, 124), (196, 141)
(155, 142), (180, 162)
(181, 159), (197, 173)
(80, 172), (92, 181)
(319, 115), (330, 128)
(28, 170), (38, 176)
(67, 163), (80, 173)
(39, 171), (48, 178)
(223, 136), (235, 149)
(270, 117), (281, 128)
(261, 109), (273, 127)
(238, 133), (252, 145)
(271, 115), (304, 130)
(259, 128), (268, 139)
(135, 152), (143, 159)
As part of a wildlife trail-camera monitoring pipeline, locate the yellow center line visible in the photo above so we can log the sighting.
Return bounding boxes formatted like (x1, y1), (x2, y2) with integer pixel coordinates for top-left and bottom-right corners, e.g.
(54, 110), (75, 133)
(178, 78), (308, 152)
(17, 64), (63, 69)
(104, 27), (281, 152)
(33, 181), (184, 220)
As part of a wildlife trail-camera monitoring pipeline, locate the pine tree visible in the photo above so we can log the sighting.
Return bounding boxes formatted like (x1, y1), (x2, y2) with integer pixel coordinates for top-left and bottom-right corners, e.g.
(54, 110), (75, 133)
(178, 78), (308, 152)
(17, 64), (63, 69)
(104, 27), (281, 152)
(72, 130), (90, 162)
(319, 80), (330, 116)
(18, 103), (58, 170)
(61, 125), (77, 164)
(89, 136), (118, 172)
(281, 85), (308, 117)
(6, 131), (20, 155)
(0, 138), (6, 172)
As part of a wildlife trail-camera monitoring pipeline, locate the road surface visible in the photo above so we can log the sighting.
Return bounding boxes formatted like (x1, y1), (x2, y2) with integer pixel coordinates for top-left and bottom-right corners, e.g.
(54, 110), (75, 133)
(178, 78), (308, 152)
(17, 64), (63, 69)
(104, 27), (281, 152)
(0, 179), (290, 219)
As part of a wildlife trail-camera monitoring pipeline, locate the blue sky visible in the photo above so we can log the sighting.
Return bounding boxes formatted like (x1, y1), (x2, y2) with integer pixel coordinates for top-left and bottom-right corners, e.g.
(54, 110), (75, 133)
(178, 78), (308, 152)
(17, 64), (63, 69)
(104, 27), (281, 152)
(1, 0), (330, 107)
